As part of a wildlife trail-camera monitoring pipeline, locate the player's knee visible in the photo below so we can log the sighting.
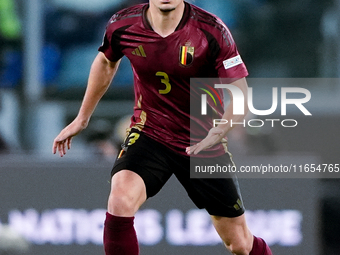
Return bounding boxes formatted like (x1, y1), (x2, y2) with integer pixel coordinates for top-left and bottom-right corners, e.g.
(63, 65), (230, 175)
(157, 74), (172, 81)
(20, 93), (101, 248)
(225, 240), (252, 255)
(229, 245), (251, 255)
(107, 170), (146, 216)
(108, 189), (139, 216)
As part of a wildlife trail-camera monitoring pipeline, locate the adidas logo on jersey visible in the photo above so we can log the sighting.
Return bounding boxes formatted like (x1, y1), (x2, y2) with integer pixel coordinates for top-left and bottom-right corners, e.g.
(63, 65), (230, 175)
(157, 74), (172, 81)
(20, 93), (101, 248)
(132, 45), (146, 57)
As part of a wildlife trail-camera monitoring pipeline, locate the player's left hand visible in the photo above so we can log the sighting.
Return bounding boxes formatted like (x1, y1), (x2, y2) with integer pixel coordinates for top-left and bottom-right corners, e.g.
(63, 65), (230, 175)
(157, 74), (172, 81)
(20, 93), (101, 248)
(186, 127), (226, 155)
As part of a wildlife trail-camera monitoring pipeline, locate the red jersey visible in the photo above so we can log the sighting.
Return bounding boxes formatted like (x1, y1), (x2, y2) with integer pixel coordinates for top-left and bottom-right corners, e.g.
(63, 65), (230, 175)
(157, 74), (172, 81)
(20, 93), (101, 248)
(99, 2), (248, 156)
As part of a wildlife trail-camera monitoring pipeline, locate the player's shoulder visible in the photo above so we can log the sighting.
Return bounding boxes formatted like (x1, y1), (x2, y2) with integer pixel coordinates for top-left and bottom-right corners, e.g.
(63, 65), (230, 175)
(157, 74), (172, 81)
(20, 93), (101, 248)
(107, 3), (146, 28)
(188, 3), (234, 45)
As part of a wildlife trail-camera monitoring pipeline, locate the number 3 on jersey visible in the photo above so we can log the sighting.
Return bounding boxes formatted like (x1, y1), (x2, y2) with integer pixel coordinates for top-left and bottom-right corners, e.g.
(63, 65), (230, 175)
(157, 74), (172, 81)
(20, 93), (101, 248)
(156, 71), (171, 94)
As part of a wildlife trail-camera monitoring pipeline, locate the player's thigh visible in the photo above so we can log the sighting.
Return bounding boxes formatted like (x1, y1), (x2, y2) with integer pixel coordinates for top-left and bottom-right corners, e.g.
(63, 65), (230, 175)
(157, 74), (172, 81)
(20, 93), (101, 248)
(108, 129), (173, 216)
(108, 169), (147, 216)
(211, 214), (253, 252)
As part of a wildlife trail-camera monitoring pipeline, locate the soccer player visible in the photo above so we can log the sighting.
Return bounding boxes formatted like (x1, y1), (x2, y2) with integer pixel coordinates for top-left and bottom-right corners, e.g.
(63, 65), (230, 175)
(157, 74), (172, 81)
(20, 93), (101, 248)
(52, 0), (273, 254)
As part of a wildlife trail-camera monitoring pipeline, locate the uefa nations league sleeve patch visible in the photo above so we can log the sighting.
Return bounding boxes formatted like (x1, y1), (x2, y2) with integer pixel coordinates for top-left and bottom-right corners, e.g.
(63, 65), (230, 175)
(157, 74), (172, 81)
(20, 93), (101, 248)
(223, 55), (243, 70)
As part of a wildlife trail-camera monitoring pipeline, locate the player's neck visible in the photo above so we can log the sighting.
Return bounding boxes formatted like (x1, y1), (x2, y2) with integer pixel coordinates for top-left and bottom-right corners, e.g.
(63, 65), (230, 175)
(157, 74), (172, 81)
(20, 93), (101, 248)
(147, 1), (185, 37)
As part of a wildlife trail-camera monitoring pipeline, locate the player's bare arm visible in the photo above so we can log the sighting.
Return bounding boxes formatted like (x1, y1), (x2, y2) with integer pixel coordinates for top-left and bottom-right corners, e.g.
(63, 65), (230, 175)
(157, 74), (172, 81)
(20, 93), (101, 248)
(187, 77), (249, 155)
(52, 52), (120, 157)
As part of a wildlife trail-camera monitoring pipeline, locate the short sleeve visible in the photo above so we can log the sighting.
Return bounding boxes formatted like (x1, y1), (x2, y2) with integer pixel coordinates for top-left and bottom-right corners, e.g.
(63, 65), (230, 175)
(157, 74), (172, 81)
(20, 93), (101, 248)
(214, 20), (248, 80)
(98, 21), (124, 62)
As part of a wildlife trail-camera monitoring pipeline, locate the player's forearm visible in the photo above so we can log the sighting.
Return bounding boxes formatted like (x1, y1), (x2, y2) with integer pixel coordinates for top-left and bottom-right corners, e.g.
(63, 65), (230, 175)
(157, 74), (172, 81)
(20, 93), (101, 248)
(76, 53), (120, 125)
(217, 99), (248, 135)
(216, 78), (249, 136)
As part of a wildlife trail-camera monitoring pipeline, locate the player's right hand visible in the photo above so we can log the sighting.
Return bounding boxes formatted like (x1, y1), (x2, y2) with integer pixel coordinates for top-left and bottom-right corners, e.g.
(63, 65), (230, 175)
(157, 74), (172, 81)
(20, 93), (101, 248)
(186, 127), (226, 155)
(52, 118), (88, 157)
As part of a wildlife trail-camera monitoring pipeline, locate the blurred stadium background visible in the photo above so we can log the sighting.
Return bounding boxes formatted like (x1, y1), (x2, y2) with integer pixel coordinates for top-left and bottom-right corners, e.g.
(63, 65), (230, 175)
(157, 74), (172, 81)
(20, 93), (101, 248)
(0, 0), (340, 254)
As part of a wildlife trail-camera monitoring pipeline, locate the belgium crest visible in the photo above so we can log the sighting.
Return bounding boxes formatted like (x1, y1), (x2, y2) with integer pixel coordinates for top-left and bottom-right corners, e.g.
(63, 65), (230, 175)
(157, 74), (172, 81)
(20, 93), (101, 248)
(179, 46), (194, 66)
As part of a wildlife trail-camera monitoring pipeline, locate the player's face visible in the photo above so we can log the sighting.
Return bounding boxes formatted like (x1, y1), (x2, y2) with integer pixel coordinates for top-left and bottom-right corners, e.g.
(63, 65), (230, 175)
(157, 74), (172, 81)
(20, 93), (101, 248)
(149, 0), (184, 13)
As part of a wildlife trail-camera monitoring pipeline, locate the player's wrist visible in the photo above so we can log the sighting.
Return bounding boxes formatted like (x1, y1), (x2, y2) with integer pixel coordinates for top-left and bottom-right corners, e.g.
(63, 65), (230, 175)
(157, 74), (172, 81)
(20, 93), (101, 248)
(74, 116), (90, 129)
(213, 125), (229, 137)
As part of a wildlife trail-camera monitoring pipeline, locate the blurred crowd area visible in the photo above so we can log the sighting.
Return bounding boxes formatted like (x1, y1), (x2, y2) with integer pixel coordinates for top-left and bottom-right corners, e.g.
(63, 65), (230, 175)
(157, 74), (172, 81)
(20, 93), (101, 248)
(0, 0), (147, 93)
